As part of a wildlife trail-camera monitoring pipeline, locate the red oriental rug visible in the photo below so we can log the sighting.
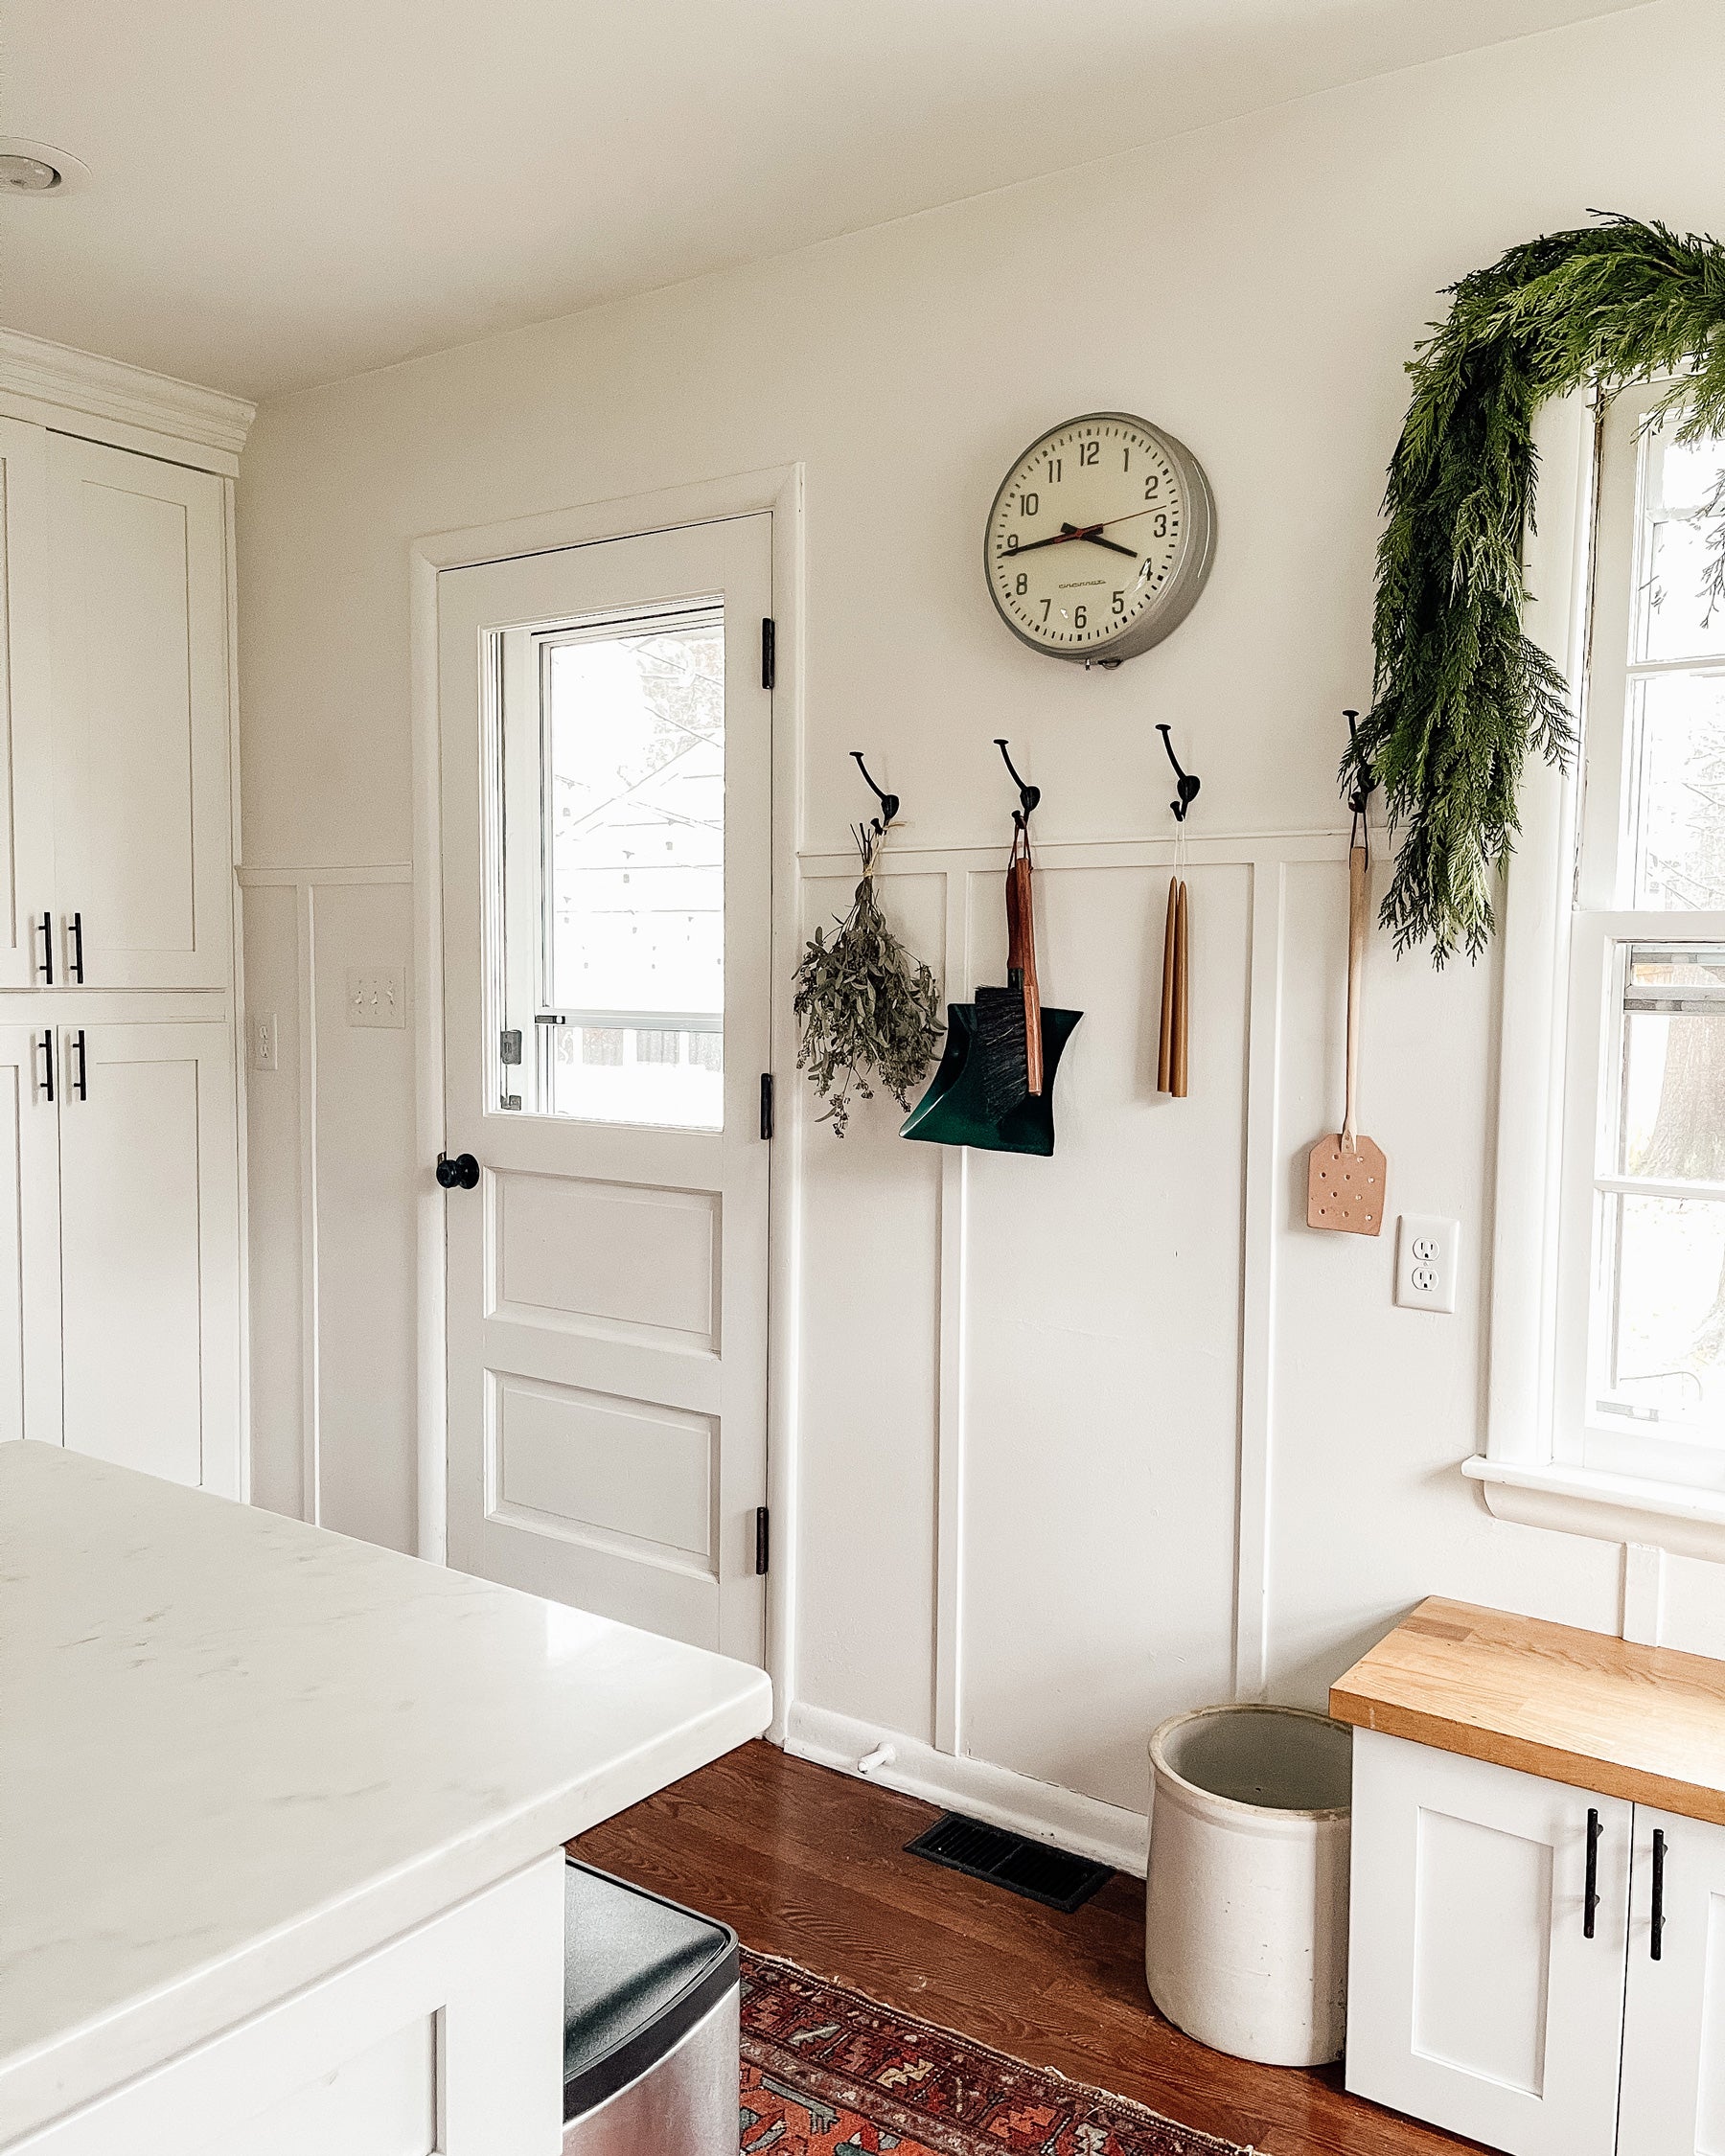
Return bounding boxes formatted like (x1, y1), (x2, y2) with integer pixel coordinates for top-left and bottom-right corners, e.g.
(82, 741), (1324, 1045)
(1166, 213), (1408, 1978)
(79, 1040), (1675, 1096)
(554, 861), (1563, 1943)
(738, 1949), (1252, 2155)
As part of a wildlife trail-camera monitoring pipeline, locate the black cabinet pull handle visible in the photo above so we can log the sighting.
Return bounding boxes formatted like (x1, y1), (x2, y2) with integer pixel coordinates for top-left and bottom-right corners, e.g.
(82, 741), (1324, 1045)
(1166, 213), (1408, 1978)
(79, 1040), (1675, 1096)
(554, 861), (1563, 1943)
(72, 1029), (86, 1102)
(36, 912), (52, 985)
(435, 1152), (480, 1191)
(1585, 1808), (1602, 1938)
(69, 911), (84, 985)
(36, 1030), (53, 1103)
(1651, 1827), (1667, 1961)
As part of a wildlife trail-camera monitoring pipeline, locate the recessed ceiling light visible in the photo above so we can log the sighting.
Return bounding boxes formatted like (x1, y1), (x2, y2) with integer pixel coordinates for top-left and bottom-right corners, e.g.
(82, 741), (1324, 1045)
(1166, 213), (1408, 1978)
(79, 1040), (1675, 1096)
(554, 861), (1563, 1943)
(0, 138), (88, 195)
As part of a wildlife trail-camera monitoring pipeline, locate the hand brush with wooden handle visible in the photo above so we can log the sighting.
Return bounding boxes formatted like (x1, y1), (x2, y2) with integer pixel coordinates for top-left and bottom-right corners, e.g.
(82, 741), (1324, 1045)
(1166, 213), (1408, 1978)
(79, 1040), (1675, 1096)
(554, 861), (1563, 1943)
(975, 815), (1043, 1116)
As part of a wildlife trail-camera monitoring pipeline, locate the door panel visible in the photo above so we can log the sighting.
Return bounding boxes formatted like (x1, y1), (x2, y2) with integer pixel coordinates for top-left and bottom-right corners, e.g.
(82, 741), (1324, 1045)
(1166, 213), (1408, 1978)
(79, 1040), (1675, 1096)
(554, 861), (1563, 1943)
(58, 1021), (241, 1490)
(440, 516), (772, 1661)
(0, 423), (55, 987)
(0, 1022), (61, 1443)
(1619, 1804), (1725, 2156)
(1346, 1731), (1629, 2156)
(47, 433), (230, 988)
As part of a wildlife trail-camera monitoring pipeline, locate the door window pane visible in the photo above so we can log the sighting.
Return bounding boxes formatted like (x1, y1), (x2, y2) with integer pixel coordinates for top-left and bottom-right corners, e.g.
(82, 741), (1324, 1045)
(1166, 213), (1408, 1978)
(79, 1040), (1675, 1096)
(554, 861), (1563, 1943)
(542, 610), (724, 1129)
(491, 601), (726, 1130)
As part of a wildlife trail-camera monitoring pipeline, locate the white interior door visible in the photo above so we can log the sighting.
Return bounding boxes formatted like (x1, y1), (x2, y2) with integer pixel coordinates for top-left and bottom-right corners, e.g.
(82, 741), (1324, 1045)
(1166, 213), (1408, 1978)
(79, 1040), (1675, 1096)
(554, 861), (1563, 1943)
(47, 433), (231, 989)
(439, 515), (773, 1662)
(57, 1020), (242, 1490)
(1346, 1731), (1630, 2156)
(1619, 1803), (1725, 2156)
(0, 421), (56, 988)
(0, 1021), (61, 1443)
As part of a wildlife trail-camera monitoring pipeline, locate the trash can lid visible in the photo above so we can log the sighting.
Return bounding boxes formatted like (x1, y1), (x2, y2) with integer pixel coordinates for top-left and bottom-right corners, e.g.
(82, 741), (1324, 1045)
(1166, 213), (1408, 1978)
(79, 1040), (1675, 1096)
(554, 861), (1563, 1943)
(563, 1857), (739, 2122)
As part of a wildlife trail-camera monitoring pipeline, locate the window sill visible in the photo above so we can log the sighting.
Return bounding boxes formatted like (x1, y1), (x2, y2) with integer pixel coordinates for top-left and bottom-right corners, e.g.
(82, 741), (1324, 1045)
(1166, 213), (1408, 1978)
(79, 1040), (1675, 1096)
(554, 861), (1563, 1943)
(1463, 1456), (1725, 1563)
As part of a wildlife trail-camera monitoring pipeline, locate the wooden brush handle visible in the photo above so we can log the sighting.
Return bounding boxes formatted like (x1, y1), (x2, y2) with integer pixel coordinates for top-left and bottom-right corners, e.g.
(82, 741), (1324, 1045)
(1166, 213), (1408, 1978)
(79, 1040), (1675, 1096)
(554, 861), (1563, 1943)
(1172, 880), (1189, 1099)
(1343, 840), (1367, 1148)
(1005, 832), (1043, 1095)
(1157, 875), (1177, 1092)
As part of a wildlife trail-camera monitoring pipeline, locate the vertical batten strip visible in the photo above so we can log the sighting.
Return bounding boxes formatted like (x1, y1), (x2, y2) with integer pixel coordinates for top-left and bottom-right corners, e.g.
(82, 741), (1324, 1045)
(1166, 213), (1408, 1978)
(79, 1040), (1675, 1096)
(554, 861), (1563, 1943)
(1234, 853), (1286, 1703)
(296, 878), (322, 1525)
(932, 868), (968, 1755)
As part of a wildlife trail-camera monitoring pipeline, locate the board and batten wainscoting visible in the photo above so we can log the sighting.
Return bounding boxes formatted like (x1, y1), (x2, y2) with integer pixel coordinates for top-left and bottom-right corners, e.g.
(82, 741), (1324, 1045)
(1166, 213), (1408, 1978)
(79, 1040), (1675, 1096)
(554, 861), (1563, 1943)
(239, 864), (416, 1550)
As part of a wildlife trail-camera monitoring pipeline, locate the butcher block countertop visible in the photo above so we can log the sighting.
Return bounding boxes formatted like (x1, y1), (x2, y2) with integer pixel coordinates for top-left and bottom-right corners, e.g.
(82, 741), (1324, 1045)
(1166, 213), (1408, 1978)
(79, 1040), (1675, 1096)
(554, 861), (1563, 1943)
(1329, 1595), (1725, 1826)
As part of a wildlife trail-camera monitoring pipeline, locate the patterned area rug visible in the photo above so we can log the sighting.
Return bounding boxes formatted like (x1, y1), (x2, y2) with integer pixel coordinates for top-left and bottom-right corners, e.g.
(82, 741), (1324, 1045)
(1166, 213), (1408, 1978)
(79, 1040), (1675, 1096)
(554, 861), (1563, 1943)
(739, 1950), (1251, 2155)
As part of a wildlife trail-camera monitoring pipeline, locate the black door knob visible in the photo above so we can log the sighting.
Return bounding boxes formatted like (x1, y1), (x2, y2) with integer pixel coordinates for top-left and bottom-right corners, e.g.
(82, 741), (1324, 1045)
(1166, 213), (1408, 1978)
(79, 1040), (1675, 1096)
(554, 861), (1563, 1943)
(436, 1152), (480, 1190)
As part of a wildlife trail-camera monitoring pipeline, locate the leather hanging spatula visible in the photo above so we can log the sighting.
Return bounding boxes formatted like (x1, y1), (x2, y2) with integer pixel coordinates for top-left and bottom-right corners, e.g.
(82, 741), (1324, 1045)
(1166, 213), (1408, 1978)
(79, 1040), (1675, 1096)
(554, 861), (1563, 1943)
(1306, 832), (1386, 1234)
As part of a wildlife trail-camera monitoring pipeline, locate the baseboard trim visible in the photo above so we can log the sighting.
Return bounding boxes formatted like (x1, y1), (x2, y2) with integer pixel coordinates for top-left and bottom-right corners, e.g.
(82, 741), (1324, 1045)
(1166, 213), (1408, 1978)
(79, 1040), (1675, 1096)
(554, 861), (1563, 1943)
(783, 1703), (1150, 1878)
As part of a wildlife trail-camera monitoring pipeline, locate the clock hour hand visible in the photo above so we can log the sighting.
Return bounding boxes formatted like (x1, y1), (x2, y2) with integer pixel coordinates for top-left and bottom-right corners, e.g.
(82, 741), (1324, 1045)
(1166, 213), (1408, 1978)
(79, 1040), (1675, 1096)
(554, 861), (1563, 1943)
(1060, 521), (1137, 560)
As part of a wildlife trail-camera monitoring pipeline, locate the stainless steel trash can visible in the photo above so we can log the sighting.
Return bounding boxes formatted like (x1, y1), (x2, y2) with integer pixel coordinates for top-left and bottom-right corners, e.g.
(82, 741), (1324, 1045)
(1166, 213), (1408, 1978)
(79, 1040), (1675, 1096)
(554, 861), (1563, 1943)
(563, 1858), (740, 2154)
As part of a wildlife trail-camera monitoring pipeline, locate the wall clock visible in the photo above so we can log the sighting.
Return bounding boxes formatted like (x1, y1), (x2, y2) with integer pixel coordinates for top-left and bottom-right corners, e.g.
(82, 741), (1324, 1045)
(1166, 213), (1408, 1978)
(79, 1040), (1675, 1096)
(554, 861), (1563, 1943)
(983, 412), (1216, 666)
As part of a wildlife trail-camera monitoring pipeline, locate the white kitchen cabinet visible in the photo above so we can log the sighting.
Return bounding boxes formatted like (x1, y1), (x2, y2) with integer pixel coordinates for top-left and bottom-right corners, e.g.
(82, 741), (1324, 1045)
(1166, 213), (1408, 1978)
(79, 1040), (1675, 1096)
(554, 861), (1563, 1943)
(0, 422), (55, 990)
(0, 337), (252, 1496)
(56, 1021), (241, 1493)
(1347, 1730), (1632, 2156)
(1618, 1804), (1725, 2156)
(0, 1022), (62, 1444)
(46, 432), (232, 989)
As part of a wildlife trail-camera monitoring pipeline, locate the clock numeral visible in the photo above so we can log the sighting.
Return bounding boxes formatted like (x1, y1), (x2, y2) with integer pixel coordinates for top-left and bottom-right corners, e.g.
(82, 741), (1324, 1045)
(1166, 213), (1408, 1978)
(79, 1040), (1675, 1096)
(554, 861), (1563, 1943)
(1073, 604), (1087, 631)
(1003, 531), (1020, 554)
(1152, 513), (1168, 538)
(1143, 475), (1161, 500)
(1021, 490), (1040, 518)
(1112, 590), (1125, 615)
(1040, 599), (1051, 622)
(1123, 447), (1131, 471)
(1015, 573), (1028, 595)
(1079, 441), (1099, 467)
(1046, 457), (1062, 482)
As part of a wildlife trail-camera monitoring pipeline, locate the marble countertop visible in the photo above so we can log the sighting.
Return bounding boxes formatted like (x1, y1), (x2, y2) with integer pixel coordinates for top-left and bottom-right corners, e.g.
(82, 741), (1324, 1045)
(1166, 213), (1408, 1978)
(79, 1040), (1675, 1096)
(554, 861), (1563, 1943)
(0, 1444), (772, 2144)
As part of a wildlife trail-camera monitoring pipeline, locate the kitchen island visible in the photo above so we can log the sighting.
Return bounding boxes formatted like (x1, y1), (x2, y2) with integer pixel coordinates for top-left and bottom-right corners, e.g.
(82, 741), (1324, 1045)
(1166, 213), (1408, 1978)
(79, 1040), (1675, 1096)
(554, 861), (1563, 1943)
(0, 1443), (772, 2152)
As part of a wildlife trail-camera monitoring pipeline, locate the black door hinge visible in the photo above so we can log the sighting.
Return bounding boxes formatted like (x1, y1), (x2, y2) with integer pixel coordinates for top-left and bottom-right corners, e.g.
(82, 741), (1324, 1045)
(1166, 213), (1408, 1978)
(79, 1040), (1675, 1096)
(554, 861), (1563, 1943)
(761, 616), (776, 691)
(754, 1505), (770, 1575)
(760, 1071), (774, 1140)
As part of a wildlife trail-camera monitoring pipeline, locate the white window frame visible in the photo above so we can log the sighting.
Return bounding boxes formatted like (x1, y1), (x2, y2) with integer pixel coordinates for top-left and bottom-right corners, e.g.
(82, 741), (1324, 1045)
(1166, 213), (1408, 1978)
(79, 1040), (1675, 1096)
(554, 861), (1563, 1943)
(1472, 383), (1725, 1560)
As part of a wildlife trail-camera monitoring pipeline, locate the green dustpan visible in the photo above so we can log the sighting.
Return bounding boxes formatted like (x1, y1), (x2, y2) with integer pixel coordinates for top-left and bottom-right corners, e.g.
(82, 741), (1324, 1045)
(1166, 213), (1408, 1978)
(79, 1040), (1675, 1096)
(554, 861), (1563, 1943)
(900, 1001), (1083, 1157)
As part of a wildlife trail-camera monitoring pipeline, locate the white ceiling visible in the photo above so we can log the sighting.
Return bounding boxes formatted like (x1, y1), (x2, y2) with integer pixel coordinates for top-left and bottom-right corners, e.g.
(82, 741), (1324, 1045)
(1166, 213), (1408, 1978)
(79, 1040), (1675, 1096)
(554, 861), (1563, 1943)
(0, 0), (1652, 401)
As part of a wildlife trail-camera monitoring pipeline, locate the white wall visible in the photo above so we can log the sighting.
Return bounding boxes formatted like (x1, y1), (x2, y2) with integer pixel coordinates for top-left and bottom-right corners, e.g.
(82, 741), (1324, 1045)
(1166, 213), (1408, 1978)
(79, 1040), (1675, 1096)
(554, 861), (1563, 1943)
(237, 0), (1725, 1862)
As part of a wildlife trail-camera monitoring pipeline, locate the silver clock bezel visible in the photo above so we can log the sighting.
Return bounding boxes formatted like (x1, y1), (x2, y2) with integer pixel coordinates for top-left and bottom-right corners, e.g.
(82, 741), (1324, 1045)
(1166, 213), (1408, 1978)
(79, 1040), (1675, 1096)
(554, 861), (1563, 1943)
(982, 411), (1217, 666)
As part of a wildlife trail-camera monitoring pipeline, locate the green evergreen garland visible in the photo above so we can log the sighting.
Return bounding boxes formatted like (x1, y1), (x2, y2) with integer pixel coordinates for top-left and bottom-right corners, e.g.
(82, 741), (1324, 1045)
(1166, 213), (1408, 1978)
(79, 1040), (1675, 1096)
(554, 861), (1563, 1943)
(1355, 214), (1725, 963)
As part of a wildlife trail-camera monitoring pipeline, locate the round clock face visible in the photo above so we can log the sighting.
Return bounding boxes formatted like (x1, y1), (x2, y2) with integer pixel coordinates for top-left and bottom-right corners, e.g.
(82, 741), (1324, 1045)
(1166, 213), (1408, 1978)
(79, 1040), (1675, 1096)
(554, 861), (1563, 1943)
(983, 412), (1215, 665)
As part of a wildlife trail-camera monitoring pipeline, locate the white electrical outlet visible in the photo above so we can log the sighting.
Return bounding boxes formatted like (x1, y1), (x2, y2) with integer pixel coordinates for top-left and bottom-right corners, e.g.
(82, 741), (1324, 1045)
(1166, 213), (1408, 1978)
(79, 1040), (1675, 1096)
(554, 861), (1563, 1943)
(250, 1012), (278, 1072)
(1396, 1213), (1460, 1314)
(346, 967), (406, 1029)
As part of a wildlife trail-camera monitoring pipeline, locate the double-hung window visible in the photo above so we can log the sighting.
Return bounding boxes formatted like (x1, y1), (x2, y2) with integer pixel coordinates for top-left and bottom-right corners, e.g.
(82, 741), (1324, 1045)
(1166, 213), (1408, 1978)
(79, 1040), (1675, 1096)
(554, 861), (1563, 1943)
(1480, 382), (1725, 1549)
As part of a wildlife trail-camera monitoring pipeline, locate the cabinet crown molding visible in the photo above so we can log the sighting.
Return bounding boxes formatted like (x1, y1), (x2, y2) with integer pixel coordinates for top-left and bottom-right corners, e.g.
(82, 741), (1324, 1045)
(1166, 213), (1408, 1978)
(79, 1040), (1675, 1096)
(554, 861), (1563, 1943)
(0, 328), (254, 465)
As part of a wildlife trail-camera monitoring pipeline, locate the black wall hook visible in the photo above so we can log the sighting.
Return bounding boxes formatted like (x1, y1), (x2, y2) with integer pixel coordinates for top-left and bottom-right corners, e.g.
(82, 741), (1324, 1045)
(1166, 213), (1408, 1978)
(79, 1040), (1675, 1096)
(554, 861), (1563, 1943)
(1343, 709), (1376, 816)
(1156, 724), (1201, 822)
(994, 738), (1041, 823)
(850, 750), (899, 834)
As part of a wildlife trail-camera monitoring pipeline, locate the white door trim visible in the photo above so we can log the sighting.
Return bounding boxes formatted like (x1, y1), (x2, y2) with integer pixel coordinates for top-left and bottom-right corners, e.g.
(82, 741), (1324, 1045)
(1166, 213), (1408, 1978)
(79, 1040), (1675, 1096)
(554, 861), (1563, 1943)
(409, 462), (804, 1736)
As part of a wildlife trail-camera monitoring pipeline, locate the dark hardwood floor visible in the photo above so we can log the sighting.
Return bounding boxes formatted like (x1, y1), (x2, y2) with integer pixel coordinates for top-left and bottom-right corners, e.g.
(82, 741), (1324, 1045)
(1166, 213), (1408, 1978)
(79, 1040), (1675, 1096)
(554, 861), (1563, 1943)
(572, 1738), (1481, 2156)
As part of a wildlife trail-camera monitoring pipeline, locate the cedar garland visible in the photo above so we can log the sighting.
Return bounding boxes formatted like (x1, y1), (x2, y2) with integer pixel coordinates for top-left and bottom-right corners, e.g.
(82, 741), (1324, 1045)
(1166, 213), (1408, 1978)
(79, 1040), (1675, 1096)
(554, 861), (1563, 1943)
(1354, 214), (1725, 963)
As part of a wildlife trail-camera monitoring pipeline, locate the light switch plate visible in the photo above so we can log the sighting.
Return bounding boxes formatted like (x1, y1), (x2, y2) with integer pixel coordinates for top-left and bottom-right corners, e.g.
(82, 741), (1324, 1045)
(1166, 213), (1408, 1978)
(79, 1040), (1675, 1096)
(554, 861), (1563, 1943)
(250, 1011), (278, 1072)
(346, 967), (406, 1029)
(1396, 1213), (1460, 1314)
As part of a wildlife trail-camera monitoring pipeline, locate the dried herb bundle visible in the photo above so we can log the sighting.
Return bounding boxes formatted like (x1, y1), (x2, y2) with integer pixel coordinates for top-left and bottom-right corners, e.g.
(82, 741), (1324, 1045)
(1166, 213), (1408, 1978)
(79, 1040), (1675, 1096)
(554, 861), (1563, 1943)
(794, 825), (942, 1135)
